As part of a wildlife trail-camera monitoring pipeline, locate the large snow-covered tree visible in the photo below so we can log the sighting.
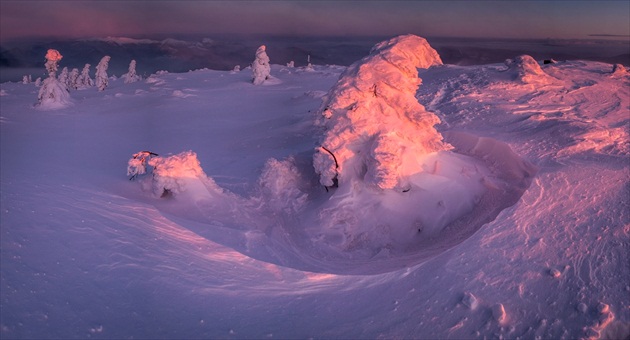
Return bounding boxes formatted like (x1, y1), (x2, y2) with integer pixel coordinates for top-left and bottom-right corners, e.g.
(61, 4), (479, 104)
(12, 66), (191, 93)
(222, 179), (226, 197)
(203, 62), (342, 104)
(95, 56), (111, 91)
(122, 60), (141, 83)
(36, 49), (72, 109)
(313, 34), (448, 190)
(252, 45), (271, 85)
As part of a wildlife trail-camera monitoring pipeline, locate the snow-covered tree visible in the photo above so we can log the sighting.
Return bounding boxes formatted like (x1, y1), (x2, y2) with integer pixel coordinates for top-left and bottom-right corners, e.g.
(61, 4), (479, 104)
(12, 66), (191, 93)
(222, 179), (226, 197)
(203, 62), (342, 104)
(286, 61), (295, 68)
(77, 64), (94, 89)
(313, 34), (448, 190)
(252, 45), (271, 85)
(22, 75), (31, 84)
(95, 56), (111, 91)
(305, 55), (314, 72)
(68, 68), (80, 90)
(122, 60), (141, 83)
(34, 77), (41, 87)
(36, 49), (72, 109)
(58, 67), (69, 88)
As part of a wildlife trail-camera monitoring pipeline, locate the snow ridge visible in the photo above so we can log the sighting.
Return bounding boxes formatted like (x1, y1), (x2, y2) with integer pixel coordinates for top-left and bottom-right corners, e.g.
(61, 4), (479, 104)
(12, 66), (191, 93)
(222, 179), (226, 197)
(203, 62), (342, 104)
(314, 34), (449, 190)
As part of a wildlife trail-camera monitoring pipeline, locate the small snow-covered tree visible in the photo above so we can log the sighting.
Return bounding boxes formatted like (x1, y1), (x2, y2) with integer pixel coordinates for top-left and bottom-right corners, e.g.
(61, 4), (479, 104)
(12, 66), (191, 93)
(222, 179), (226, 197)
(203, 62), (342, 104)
(35, 77), (42, 86)
(68, 68), (79, 90)
(36, 49), (72, 109)
(286, 61), (295, 68)
(58, 67), (69, 87)
(305, 55), (314, 71)
(78, 64), (94, 89)
(252, 45), (271, 85)
(122, 60), (141, 83)
(95, 56), (111, 91)
(22, 75), (30, 84)
(232, 65), (241, 72)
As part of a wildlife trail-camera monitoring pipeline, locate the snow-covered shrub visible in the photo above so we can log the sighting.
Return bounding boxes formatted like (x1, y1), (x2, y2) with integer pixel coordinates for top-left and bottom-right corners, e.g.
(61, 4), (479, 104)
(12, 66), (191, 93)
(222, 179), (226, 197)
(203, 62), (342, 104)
(122, 60), (141, 83)
(34, 77), (41, 87)
(128, 150), (222, 199)
(77, 64), (94, 89)
(22, 75), (31, 84)
(95, 56), (111, 91)
(127, 151), (158, 180)
(232, 65), (241, 72)
(286, 61), (295, 68)
(314, 34), (449, 190)
(257, 157), (308, 214)
(36, 49), (72, 109)
(252, 45), (271, 85)
(504, 55), (555, 84)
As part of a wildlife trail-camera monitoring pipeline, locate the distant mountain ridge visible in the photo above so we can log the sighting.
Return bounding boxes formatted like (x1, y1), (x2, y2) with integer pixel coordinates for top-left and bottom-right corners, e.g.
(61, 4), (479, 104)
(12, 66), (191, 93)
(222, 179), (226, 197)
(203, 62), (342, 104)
(1, 35), (628, 82)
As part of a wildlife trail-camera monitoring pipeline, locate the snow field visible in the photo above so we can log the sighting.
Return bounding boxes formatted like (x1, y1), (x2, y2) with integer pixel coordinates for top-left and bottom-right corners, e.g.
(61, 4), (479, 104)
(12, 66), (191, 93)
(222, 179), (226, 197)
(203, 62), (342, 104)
(1, 39), (628, 338)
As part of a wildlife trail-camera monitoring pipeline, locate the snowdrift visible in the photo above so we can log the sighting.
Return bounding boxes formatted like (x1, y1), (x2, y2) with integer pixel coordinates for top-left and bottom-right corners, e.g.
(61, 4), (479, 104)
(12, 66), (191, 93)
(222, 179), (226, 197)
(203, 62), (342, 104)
(504, 54), (558, 85)
(123, 35), (538, 273)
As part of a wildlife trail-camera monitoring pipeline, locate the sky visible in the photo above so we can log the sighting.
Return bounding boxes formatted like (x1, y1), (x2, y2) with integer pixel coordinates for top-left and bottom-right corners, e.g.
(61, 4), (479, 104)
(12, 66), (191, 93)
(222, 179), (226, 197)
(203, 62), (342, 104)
(1, 0), (629, 42)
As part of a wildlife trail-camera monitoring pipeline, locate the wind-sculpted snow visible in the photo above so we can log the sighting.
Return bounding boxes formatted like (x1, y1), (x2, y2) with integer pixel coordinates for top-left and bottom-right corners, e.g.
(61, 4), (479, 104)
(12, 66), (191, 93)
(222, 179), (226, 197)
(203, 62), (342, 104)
(120, 36), (538, 274)
(314, 34), (448, 190)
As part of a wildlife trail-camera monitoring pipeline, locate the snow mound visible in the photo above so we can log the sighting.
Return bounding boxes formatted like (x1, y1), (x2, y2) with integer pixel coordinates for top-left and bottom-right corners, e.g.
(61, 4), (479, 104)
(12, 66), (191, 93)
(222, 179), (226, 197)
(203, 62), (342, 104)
(128, 151), (223, 199)
(314, 34), (448, 190)
(505, 55), (556, 85)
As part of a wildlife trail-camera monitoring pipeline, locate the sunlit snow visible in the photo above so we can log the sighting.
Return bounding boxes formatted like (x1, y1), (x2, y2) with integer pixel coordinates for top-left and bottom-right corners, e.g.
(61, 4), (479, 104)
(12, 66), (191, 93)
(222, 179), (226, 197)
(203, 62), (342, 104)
(1, 35), (628, 339)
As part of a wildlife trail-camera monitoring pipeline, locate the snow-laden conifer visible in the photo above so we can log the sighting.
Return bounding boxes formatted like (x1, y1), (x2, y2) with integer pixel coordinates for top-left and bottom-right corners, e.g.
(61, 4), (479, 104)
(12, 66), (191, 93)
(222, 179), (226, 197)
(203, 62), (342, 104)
(77, 64), (94, 89)
(314, 34), (448, 190)
(68, 68), (80, 90)
(122, 60), (141, 84)
(95, 56), (111, 91)
(252, 45), (271, 85)
(36, 49), (72, 109)
(58, 67), (69, 89)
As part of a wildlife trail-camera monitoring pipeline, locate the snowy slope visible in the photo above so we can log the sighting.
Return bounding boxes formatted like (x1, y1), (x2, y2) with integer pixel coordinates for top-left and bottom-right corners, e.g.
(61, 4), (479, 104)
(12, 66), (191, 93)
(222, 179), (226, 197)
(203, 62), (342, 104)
(1, 43), (629, 339)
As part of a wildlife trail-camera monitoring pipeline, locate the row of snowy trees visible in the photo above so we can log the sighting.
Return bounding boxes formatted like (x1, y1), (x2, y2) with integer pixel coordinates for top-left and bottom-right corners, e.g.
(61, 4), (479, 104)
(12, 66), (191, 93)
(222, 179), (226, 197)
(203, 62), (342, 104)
(35, 49), (142, 108)
(35, 44), (310, 108)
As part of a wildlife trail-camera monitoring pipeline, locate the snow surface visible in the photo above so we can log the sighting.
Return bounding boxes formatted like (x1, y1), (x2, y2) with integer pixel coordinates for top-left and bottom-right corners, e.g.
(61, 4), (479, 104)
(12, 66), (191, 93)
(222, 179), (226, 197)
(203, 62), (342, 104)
(1, 38), (629, 339)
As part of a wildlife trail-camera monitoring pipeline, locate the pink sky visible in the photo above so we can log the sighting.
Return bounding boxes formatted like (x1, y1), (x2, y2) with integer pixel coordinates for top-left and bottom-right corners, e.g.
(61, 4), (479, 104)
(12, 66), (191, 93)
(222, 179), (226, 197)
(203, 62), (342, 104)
(1, 1), (628, 42)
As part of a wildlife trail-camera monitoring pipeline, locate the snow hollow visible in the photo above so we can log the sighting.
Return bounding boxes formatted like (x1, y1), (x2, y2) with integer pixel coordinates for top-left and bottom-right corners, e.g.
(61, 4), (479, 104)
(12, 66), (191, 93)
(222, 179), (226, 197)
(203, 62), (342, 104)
(1, 35), (629, 339)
